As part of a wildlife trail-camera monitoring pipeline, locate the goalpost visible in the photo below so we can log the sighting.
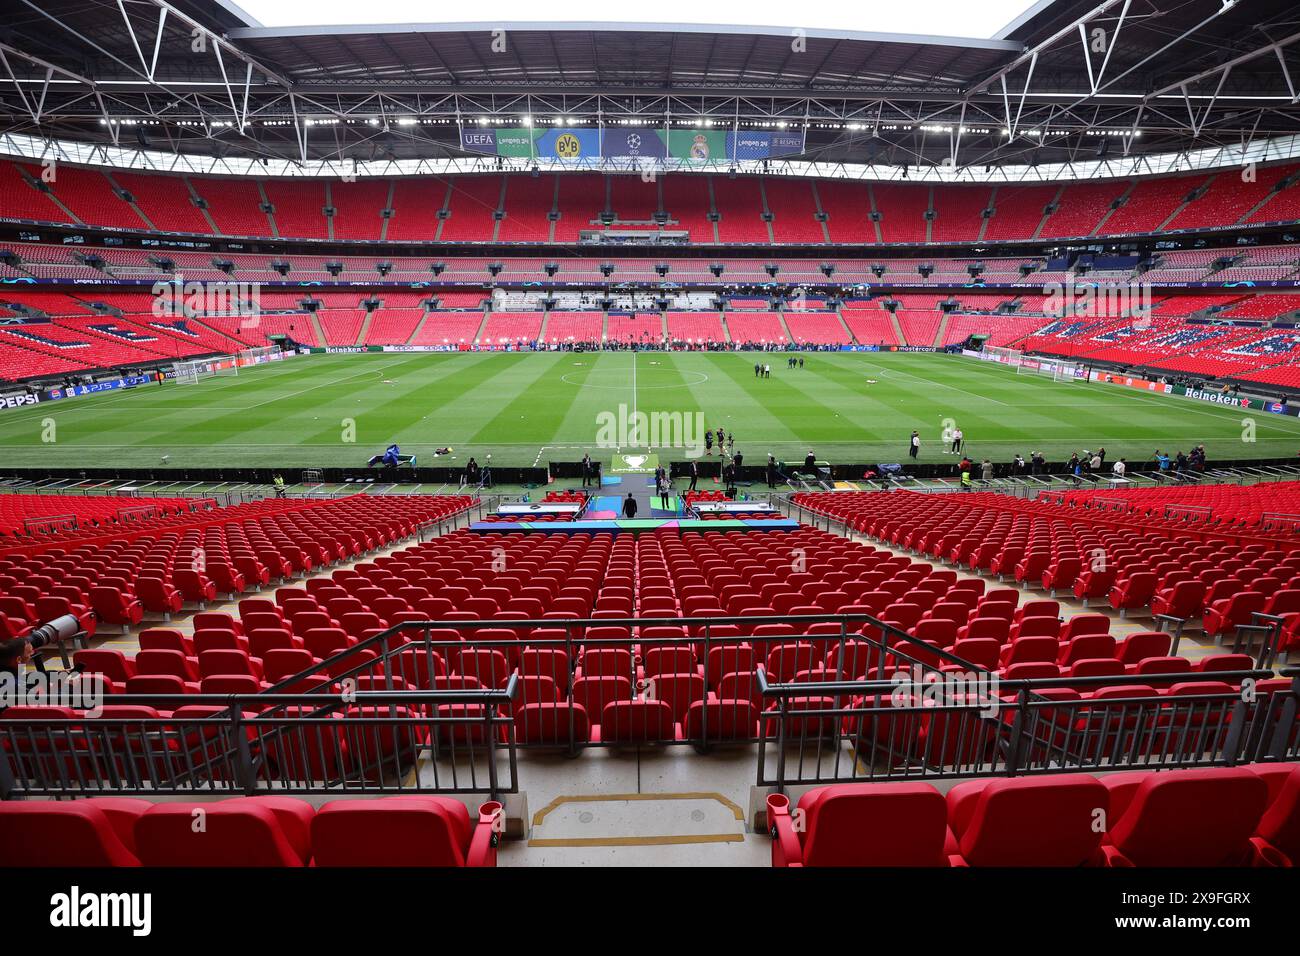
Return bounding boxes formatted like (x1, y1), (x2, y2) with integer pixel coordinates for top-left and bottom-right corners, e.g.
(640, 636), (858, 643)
(216, 345), (280, 376)
(171, 359), (214, 384)
(1052, 362), (1082, 383)
(173, 345), (282, 383)
(1013, 356), (1081, 382)
(235, 345), (280, 367)
(984, 345), (1023, 368)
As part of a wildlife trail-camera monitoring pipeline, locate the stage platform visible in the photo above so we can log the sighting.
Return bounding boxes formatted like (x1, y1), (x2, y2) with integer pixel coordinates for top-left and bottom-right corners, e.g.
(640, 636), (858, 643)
(469, 518), (799, 533)
(496, 502), (585, 516)
(691, 502), (779, 514)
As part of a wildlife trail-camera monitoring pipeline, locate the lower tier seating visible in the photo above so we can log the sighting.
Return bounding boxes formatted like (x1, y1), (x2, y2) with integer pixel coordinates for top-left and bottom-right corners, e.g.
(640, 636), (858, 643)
(768, 764), (1299, 867)
(0, 795), (502, 867)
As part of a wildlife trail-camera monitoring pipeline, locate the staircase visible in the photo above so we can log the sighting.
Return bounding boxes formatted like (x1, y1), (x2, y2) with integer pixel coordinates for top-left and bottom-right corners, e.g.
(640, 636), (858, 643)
(306, 311), (327, 348)
(471, 310), (491, 346)
(405, 309), (432, 346)
(775, 311), (795, 346)
(833, 309), (857, 344)
(932, 312), (950, 348)
(888, 310), (906, 346)
(1092, 180), (1136, 237)
(354, 310), (375, 347)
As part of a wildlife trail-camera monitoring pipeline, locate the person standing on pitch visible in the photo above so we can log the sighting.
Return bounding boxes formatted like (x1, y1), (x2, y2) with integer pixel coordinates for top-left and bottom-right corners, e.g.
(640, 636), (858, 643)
(657, 474), (671, 510)
(767, 454), (778, 488)
(951, 426), (963, 455)
(687, 459), (699, 491)
(581, 452), (593, 488)
(909, 430), (920, 460)
(622, 493), (638, 518)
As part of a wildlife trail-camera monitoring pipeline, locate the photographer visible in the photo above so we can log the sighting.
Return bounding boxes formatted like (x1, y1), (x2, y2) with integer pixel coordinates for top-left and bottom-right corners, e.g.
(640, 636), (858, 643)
(1, 637), (32, 681)
(1, 637), (34, 713)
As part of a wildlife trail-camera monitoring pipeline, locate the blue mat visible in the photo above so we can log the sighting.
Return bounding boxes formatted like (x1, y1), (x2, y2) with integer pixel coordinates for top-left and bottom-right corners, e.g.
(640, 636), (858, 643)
(600, 475), (623, 487)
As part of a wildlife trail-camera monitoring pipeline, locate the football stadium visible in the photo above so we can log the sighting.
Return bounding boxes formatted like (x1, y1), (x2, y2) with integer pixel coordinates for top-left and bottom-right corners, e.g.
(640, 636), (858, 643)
(1, 0), (1300, 920)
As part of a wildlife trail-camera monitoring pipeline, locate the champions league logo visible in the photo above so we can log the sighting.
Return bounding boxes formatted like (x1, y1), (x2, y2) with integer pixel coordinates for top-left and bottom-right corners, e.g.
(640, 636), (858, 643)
(626, 133), (642, 154)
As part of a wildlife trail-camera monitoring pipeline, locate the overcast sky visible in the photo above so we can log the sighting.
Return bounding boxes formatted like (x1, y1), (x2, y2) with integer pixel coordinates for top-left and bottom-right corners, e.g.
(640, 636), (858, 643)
(234, 0), (1036, 39)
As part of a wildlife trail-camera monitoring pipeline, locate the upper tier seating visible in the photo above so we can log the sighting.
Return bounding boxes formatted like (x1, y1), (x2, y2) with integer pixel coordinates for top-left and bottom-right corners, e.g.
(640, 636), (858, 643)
(873, 184), (930, 243)
(1038, 181), (1128, 238)
(331, 179), (391, 241)
(983, 185), (1058, 241)
(764, 179), (825, 242)
(712, 178), (769, 243)
(8, 164), (1297, 244)
(262, 180), (328, 239)
(1104, 175), (1207, 234)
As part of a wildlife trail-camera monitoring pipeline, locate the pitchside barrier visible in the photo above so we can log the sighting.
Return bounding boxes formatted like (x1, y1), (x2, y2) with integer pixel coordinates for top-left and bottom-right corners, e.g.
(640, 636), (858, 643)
(4, 612), (1294, 801)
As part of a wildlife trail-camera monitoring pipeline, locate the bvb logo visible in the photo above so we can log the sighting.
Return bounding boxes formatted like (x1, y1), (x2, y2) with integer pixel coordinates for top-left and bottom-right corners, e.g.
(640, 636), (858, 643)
(555, 133), (581, 158)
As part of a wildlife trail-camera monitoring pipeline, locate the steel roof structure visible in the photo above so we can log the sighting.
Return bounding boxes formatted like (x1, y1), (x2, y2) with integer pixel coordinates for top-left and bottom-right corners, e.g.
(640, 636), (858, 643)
(1, 0), (1298, 172)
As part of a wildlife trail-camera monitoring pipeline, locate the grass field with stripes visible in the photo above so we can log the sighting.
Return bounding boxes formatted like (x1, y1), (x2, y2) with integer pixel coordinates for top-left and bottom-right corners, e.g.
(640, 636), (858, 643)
(1, 351), (1296, 470)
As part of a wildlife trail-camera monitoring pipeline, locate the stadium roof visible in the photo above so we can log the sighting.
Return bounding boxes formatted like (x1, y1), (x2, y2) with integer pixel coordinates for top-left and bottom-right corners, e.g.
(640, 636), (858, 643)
(2, 0), (1299, 173)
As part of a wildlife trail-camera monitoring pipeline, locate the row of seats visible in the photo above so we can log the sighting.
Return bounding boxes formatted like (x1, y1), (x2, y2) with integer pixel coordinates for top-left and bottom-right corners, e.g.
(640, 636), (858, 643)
(1, 495), (475, 635)
(0, 795), (501, 867)
(793, 489), (1300, 646)
(768, 764), (1300, 866)
(9, 164), (1296, 241)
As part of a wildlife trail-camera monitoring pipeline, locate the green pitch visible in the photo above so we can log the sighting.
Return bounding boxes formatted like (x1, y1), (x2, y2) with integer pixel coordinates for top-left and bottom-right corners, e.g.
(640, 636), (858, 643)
(2, 351), (1298, 469)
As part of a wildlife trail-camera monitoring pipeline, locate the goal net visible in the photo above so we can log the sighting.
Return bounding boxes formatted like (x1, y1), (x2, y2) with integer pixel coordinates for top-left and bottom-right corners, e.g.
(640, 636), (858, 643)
(1013, 356), (1080, 382)
(236, 345), (280, 367)
(984, 345), (1022, 368)
(172, 359), (214, 384)
(213, 345), (281, 377)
